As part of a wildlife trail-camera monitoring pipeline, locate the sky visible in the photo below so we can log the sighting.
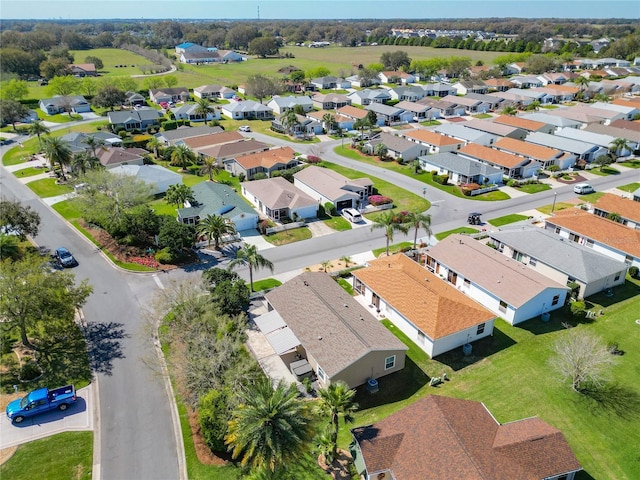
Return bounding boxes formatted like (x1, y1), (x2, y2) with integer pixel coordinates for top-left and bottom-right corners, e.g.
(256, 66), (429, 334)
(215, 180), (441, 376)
(1, 0), (639, 20)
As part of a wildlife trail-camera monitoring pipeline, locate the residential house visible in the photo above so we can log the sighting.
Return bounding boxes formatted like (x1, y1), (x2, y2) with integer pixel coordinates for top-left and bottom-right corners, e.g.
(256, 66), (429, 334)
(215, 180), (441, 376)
(306, 110), (354, 131)
(175, 42), (208, 54)
(311, 92), (352, 110)
(262, 272), (407, 389)
(241, 177), (317, 221)
(394, 101), (434, 121)
(365, 103), (411, 125)
(506, 87), (553, 104)
(633, 187), (640, 202)
(221, 100), (274, 120)
(464, 92), (503, 111)
(293, 165), (373, 211)
(505, 62), (526, 75)
(547, 105), (623, 125)
(433, 123), (498, 146)
(418, 152), (503, 186)
(109, 164), (182, 195)
(429, 83), (457, 97)
(388, 86), (426, 102)
(539, 72), (572, 85)
(39, 95), (92, 115)
(60, 132), (123, 154)
(350, 395), (582, 480)
(155, 125), (224, 146)
(441, 95), (491, 114)
(590, 193), (640, 229)
(107, 108), (163, 132)
(267, 95), (314, 115)
(555, 127), (635, 157)
(416, 98), (462, 118)
(362, 132), (423, 162)
(545, 210), (640, 268)
(591, 101), (640, 121)
(488, 90), (528, 109)
(610, 118), (640, 132)
(309, 76), (349, 90)
(348, 89), (391, 106)
(484, 78), (514, 92)
(225, 146), (299, 180)
(426, 235), (570, 325)
(193, 84), (235, 100)
(466, 64), (491, 78)
(170, 103), (220, 122)
(197, 139), (270, 164)
(96, 147), (147, 169)
(149, 87), (190, 105)
(345, 74), (381, 88)
(181, 130), (255, 152)
(521, 112), (583, 132)
(459, 143), (542, 179)
(494, 137), (576, 170)
(452, 79), (488, 95)
(271, 113), (323, 137)
(177, 181), (258, 231)
(509, 75), (544, 88)
(337, 105), (369, 124)
(401, 129), (464, 154)
(352, 254), (496, 358)
(584, 123), (640, 147)
(525, 131), (607, 162)
(378, 71), (416, 84)
(124, 91), (146, 107)
(489, 227), (628, 299)
(69, 63), (97, 77)
(493, 115), (555, 134)
(463, 119), (527, 140)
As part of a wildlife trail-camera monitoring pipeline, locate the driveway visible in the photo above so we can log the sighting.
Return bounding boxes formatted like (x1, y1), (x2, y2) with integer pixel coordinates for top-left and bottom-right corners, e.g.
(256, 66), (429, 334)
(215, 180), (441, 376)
(0, 385), (94, 449)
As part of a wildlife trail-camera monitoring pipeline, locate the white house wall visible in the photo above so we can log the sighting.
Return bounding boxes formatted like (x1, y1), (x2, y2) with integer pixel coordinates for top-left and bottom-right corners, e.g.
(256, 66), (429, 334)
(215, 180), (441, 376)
(291, 204), (318, 220)
(229, 213), (258, 231)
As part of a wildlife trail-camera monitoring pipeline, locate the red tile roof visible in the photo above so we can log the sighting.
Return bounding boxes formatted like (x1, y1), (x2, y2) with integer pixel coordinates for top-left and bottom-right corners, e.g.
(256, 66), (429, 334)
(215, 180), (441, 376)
(459, 143), (525, 169)
(592, 193), (640, 224)
(493, 115), (547, 132)
(234, 146), (296, 170)
(402, 129), (463, 146)
(494, 137), (563, 162)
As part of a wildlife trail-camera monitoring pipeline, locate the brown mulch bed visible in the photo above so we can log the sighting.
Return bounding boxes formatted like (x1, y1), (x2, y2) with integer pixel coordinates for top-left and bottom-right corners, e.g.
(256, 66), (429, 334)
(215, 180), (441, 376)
(555, 173), (587, 185)
(318, 449), (355, 480)
(186, 408), (233, 466)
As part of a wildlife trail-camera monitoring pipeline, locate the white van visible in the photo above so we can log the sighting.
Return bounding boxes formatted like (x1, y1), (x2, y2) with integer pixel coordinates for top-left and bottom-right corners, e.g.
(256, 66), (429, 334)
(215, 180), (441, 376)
(342, 208), (363, 223)
(573, 183), (594, 194)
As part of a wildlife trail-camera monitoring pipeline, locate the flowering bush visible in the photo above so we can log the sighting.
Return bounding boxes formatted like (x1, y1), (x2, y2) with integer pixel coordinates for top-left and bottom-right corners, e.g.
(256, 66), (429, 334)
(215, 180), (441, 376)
(306, 155), (322, 164)
(392, 210), (410, 224)
(130, 256), (160, 268)
(368, 195), (393, 206)
(460, 183), (480, 196)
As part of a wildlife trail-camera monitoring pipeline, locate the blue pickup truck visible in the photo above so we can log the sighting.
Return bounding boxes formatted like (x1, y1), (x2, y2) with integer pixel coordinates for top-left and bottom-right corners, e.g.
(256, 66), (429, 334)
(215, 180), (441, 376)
(6, 385), (77, 424)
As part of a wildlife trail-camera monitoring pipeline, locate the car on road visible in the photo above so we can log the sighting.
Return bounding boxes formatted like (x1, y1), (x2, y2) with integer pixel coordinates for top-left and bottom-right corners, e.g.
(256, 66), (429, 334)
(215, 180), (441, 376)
(54, 247), (78, 268)
(239, 125), (251, 132)
(573, 183), (594, 194)
(467, 212), (482, 225)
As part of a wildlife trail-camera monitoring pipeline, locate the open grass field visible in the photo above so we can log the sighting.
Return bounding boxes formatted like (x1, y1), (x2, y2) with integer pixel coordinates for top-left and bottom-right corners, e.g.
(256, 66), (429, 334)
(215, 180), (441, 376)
(488, 213), (529, 227)
(337, 276), (640, 480)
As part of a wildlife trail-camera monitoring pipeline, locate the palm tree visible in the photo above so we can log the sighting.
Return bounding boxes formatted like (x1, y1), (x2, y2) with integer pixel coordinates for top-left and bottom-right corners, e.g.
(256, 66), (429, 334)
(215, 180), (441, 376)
(42, 136), (72, 181)
(322, 113), (336, 133)
(373, 142), (388, 159)
(574, 75), (590, 93)
(28, 120), (50, 147)
(317, 381), (358, 459)
(340, 255), (352, 268)
(229, 243), (274, 292)
(225, 378), (314, 472)
(194, 97), (213, 121)
(84, 135), (105, 159)
(197, 214), (236, 249)
(525, 100), (541, 112)
(199, 156), (221, 181)
(320, 260), (333, 272)
(164, 183), (195, 208)
(281, 109), (299, 136)
(370, 210), (410, 257)
(609, 137), (632, 159)
(407, 210), (432, 249)
(71, 151), (98, 175)
(500, 105), (517, 116)
(170, 143), (196, 172)
(146, 136), (163, 158)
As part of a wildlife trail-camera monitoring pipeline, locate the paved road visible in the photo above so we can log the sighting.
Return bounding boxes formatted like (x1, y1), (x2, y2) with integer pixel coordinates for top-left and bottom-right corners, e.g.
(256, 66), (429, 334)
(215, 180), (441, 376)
(1, 150), (181, 480)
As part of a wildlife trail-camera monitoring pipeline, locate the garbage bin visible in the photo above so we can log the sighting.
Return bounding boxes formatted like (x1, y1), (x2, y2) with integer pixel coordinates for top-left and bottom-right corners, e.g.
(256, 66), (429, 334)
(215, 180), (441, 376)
(367, 378), (379, 394)
(463, 343), (472, 356)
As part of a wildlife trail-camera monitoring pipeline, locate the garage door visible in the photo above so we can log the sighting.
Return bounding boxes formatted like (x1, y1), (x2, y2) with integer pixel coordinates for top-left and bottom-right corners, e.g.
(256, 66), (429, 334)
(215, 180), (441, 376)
(336, 199), (352, 211)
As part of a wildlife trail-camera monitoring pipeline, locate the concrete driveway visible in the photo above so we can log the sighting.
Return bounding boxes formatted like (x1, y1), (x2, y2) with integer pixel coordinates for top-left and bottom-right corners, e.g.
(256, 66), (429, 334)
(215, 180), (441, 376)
(0, 385), (94, 449)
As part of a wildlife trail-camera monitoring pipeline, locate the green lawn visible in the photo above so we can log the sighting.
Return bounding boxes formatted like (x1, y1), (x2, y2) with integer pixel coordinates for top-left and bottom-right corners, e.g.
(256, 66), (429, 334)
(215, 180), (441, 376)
(589, 166), (620, 176)
(323, 215), (352, 231)
(13, 166), (48, 178)
(536, 202), (575, 215)
(264, 226), (313, 246)
(251, 278), (283, 291)
(52, 199), (83, 220)
(617, 159), (640, 169)
(0, 432), (93, 480)
(488, 213), (529, 227)
(435, 227), (479, 241)
(472, 113), (492, 119)
(516, 183), (551, 194)
(26, 178), (73, 198)
(617, 182), (640, 193)
(372, 241), (413, 258)
(338, 278), (640, 480)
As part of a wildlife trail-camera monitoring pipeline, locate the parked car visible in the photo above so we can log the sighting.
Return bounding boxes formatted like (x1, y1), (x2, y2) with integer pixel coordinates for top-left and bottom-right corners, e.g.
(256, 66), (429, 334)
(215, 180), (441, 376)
(6, 385), (77, 424)
(239, 125), (251, 132)
(54, 247), (78, 268)
(573, 183), (594, 194)
(342, 208), (363, 223)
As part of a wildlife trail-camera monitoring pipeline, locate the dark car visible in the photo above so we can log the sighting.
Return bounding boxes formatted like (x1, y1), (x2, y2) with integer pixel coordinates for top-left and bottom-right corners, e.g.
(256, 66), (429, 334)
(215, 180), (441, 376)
(55, 247), (78, 268)
(467, 213), (482, 225)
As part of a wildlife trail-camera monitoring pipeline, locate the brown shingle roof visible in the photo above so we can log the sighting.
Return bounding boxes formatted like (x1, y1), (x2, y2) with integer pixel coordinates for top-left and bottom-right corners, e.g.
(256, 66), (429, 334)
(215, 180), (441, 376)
(97, 147), (146, 166)
(241, 176), (315, 210)
(352, 395), (582, 480)
(265, 272), (407, 379)
(459, 143), (525, 169)
(610, 119), (640, 132)
(352, 254), (494, 339)
(494, 137), (563, 162)
(402, 129), (463, 146)
(197, 139), (269, 160)
(234, 146), (296, 170)
(427, 235), (568, 307)
(546, 209), (640, 258)
(493, 115), (547, 132)
(592, 193), (640, 224)
(485, 78), (515, 88)
(183, 131), (243, 149)
(337, 105), (368, 119)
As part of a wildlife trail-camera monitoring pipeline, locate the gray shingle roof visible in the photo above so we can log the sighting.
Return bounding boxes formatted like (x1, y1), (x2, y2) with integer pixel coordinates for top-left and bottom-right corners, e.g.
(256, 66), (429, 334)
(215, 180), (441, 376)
(177, 182), (256, 221)
(156, 125), (224, 142)
(526, 131), (599, 155)
(489, 228), (627, 283)
(419, 152), (502, 177)
(265, 272), (407, 379)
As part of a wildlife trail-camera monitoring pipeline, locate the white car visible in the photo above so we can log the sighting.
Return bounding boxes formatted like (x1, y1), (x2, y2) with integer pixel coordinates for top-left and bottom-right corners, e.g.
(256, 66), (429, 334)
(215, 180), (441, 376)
(239, 125), (251, 132)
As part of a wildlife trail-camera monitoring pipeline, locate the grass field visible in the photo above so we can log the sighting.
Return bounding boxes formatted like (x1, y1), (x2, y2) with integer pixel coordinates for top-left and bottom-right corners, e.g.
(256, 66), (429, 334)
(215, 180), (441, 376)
(435, 226), (479, 240)
(26, 178), (73, 198)
(0, 432), (93, 480)
(488, 213), (529, 227)
(617, 182), (640, 193)
(516, 183), (551, 194)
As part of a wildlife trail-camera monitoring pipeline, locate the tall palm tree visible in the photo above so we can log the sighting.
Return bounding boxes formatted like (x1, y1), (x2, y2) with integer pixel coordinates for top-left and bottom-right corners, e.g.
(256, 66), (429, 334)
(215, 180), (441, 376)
(164, 183), (195, 208)
(229, 243), (274, 292)
(170, 143), (196, 172)
(370, 210), (410, 257)
(281, 109), (300, 136)
(609, 137), (632, 159)
(407, 210), (432, 249)
(194, 97), (213, 121)
(42, 136), (72, 181)
(199, 156), (221, 181)
(197, 214), (236, 249)
(225, 378), (314, 472)
(525, 100), (541, 112)
(317, 381), (358, 459)
(574, 75), (590, 93)
(146, 136), (163, 158)
(71, 151), (100, 175)
(84, 135), (105, 159)
(322, 113), (336, 133)
(28, 120), (50, 148)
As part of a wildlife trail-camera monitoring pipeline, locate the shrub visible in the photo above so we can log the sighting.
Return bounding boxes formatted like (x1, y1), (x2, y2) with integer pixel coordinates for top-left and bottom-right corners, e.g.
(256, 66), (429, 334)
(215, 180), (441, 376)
(324, 202), (337, 216)
(155, 247), (176, 264)
(20, 361), (42, 381)
(198, 388), (231, 452)
(432, 174), (449, 185)
(507, 179), (518, 187)
(163, 121), (178, 131)
(570, 300), (586, 318)
(547, 165), (560, 172)
(629, 266), (639, 279)
(252, 172), (268, 180)
(368, 195), (393, 206)
(459, 183), (480, 196)
(306, 155), (322, 164)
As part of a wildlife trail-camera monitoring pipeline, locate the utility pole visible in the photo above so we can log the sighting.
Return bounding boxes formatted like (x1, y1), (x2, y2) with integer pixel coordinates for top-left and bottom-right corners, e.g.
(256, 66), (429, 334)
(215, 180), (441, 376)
(551, 191), (557, 214)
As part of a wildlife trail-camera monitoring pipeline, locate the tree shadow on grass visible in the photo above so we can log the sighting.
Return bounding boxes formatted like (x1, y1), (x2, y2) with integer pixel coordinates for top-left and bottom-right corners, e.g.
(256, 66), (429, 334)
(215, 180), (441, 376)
(577, 382), (640, 420)
(435, 327), (517, 372)
(84, 321), (129, 376)
(516, 307), (595, 336)
(35, 327), (92, 388)
(584, 279), (640, 308)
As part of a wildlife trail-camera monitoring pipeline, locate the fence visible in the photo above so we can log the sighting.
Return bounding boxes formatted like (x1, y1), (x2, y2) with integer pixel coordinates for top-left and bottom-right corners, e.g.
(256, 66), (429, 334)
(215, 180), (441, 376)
(362, 203), (394, 214)
(469, 185), (499, 196)
(266, 221), (307, 235)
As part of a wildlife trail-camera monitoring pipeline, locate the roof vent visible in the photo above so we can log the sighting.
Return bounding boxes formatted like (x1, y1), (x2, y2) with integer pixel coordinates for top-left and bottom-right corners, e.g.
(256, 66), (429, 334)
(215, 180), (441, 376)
(344, 304), (348, 308)
(303, 281), (309, 286)
(318, 336), (323, 341)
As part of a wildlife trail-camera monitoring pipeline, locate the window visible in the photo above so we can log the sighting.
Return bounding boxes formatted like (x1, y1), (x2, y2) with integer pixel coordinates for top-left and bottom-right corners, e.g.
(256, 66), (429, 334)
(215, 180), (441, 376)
(585, 239), (594, 248)
(417, 330), (427, 344)
(499, 300), (507, 313)
(555, 227), (561, 234)
(569, 233), (579, 243)
(464, 278), (471, 288)
(552, 295), (560, 306)
(615, 273), (621, 281)
(625, 255), (633, 265)
(384, 355), (396, 370)
(316, 366), (326, 383)
(529, 258), (537, 267)
(477, 323), (485, 335)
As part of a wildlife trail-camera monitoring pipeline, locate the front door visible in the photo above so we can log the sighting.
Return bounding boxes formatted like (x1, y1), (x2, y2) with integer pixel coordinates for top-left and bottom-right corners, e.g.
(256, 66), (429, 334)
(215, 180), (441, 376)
(372, 293), (380, 312)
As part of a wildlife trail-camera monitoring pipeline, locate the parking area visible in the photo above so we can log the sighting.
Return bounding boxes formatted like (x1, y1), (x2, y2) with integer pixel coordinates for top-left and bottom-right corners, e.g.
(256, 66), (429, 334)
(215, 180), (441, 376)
(0, 385), (94, 449)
